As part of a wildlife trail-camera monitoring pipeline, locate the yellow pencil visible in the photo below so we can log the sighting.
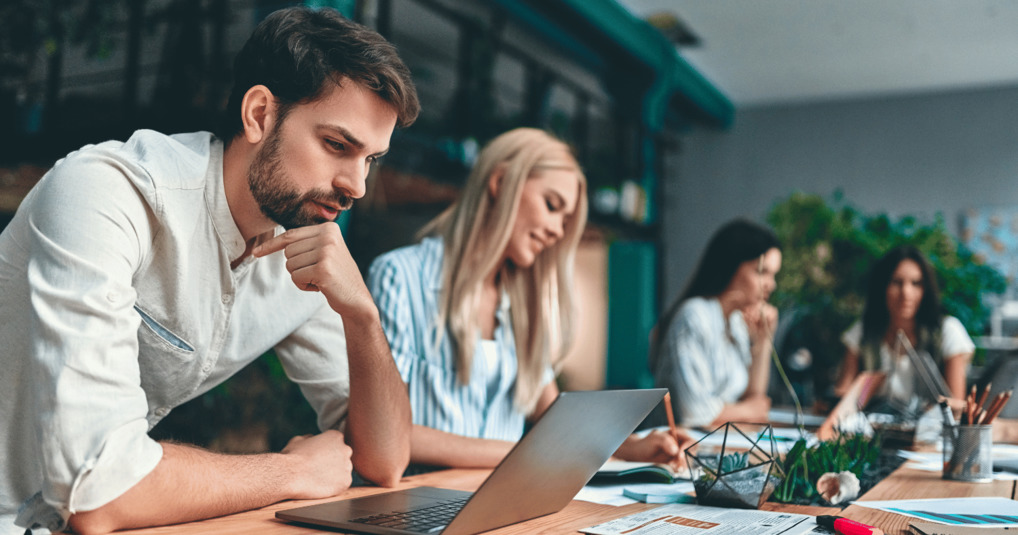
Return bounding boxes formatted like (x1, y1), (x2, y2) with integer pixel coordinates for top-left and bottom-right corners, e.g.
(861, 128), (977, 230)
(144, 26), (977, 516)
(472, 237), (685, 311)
(663, 391), (678, 439)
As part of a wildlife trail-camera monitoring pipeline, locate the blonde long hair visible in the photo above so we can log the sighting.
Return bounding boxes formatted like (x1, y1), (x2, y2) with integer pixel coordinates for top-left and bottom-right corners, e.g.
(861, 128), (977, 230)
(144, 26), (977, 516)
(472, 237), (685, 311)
(419, 128), (588, 413)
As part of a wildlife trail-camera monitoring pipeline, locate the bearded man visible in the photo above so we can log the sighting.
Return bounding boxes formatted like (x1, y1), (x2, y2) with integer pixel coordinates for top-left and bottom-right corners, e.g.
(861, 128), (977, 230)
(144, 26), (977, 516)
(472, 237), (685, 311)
(0, 6), (418, 534)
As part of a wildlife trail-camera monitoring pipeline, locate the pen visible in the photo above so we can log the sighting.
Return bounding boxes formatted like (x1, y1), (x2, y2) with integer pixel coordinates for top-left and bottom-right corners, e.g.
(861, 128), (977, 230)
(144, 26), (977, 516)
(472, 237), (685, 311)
(937, 399), (956, 426)
(938, 399), (958, 440)
(816, 515), (884, 535)
(663, 391), (678, 439)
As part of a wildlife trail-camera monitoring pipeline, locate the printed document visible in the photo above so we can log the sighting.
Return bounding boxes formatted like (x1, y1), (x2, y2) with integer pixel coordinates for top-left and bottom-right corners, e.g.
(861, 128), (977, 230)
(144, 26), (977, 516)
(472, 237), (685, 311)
(580, 503), (815, 535)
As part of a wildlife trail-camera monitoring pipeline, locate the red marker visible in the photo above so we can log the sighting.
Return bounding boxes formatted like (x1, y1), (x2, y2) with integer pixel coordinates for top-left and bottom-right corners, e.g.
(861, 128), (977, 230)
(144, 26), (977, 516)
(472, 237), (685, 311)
(816, 515), (884, 535)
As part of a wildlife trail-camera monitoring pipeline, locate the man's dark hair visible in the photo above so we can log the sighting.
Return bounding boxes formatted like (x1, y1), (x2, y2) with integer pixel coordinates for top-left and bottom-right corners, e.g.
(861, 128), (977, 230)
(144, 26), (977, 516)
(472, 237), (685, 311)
(219, 6), (419, 141)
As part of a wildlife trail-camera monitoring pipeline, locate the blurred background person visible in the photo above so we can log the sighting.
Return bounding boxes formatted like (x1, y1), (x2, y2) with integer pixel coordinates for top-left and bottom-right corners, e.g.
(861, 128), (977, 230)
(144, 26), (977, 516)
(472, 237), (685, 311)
(650, 219), (782, 429)
(835, 245), (974, 406)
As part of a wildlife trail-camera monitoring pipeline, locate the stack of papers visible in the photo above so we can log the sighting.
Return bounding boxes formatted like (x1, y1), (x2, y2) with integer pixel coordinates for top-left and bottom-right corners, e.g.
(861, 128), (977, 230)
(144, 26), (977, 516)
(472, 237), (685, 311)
(578, 460), (695, 506)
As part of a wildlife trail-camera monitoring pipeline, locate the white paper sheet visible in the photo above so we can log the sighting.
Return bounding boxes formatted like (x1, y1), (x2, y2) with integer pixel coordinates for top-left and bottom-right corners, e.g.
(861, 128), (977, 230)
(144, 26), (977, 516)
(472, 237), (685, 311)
(576, 481), (696, 506)
(580, 503), (816, 535)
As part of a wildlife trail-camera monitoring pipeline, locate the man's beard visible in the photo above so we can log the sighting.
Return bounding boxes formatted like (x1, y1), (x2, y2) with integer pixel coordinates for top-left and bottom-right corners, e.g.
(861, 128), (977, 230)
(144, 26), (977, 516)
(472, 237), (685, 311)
(248, 127), (353, 229)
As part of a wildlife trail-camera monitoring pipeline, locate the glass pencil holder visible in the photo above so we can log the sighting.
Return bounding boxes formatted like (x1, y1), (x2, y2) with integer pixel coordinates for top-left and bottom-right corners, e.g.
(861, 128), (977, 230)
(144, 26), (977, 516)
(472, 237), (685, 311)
(942, 424), (992, 482)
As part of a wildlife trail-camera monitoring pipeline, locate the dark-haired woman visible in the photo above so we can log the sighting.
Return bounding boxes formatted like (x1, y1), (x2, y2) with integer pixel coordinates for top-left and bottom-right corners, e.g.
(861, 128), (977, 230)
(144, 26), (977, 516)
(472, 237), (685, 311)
(834, 245), (973, 404)
(650, 219), (782, 428)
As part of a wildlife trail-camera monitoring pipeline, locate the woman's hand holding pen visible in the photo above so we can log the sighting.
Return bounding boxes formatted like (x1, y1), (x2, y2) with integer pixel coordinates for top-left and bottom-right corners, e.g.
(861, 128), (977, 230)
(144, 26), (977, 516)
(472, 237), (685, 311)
(614, 429), (694, 472)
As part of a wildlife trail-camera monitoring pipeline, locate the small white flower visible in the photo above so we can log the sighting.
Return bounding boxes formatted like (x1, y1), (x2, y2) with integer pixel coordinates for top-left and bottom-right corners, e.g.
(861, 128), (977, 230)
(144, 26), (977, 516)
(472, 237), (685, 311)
(815, 471), (860, 505)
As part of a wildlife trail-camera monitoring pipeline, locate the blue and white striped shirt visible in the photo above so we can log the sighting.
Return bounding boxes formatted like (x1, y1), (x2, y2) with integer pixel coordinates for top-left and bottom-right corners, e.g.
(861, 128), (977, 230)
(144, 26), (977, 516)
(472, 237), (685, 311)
(368, 237), (549, 441)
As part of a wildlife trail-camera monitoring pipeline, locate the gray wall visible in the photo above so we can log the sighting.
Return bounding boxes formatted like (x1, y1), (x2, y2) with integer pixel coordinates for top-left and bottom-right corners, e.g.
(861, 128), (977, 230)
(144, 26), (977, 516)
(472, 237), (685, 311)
(660, 85), (1018, 304)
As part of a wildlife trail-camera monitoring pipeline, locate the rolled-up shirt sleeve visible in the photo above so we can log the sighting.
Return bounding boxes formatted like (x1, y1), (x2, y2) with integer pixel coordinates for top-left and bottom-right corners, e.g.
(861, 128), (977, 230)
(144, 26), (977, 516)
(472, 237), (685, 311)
(274, 302), (350, 432)
(24, 154), (164, 522)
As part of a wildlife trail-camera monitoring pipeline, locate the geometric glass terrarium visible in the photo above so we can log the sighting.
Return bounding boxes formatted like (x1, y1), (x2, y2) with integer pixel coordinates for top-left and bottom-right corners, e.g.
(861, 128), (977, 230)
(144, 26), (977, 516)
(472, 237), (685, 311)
(685, 422), (785, 509)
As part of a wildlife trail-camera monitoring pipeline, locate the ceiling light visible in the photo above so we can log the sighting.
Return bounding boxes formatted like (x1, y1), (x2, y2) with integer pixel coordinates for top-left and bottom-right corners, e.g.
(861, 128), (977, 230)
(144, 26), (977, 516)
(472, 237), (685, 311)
(645, 11), (701, 47)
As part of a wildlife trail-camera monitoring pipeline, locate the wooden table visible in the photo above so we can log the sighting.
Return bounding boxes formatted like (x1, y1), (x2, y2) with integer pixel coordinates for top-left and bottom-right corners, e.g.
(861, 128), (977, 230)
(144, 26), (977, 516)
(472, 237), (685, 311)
(115, 463), (1013, 534)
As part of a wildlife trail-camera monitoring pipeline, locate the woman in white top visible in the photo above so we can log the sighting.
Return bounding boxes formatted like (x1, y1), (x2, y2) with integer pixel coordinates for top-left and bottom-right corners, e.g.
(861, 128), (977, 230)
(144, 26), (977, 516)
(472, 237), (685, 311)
(835, 245), (974, 405)
(650, 219), (782, 428)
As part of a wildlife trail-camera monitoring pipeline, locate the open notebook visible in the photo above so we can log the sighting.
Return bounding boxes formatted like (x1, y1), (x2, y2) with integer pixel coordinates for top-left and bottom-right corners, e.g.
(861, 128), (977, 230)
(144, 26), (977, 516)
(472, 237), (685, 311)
(594, 459), (692, 483)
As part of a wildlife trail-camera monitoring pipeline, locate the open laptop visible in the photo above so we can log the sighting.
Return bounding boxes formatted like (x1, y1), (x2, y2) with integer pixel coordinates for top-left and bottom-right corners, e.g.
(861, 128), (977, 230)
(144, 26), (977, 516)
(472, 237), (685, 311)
(276, 388), (666, 535)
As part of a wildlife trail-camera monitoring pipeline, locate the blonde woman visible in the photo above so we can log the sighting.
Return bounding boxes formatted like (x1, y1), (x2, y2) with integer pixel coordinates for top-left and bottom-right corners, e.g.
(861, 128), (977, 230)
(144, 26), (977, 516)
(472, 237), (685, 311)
(368, 128), (689, 468)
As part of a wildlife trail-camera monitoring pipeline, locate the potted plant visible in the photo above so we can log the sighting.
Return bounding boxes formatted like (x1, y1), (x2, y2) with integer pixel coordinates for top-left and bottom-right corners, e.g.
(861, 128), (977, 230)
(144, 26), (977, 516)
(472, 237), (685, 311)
(772, 432), (888, 506)
(685, 423), (784, 509)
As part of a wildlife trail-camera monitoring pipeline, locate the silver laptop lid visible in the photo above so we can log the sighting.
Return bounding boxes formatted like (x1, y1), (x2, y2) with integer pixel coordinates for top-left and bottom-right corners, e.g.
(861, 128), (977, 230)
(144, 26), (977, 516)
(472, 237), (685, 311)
(441, 388), (665, 535)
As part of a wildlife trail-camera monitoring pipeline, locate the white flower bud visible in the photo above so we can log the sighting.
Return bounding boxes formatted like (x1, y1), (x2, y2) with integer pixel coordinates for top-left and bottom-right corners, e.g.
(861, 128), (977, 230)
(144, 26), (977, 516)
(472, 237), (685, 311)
(816, 470), (860, 505)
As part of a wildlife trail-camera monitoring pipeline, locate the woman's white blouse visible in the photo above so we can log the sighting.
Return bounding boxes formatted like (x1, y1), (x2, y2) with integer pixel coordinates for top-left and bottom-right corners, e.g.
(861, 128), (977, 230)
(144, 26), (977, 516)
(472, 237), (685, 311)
(651, 297), (752, 428)
(841, 316), (974, 401)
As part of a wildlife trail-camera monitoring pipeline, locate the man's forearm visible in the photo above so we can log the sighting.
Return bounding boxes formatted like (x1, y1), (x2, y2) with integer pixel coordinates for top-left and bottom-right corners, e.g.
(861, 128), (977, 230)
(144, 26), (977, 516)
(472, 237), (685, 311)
(67, 440), (341, 535)
(343, 311), (412, 486)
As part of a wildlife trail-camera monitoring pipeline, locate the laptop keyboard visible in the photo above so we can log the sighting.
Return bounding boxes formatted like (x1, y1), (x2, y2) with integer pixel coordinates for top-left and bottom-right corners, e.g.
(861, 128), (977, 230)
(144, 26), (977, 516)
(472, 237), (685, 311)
(351, 497), (470, 533)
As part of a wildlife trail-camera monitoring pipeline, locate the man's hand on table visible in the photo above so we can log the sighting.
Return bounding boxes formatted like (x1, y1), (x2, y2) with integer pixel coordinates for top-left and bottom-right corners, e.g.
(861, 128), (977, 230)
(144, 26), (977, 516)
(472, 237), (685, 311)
(282, 430), (354, 500)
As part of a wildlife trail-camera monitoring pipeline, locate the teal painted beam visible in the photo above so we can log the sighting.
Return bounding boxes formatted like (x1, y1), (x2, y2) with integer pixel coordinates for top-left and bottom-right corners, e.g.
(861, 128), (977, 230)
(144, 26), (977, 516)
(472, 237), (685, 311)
(304, 0), (356, 17)
(494, 0), (732, 130)
(489, 0), (606, 72)
(554, 0), (734, 130)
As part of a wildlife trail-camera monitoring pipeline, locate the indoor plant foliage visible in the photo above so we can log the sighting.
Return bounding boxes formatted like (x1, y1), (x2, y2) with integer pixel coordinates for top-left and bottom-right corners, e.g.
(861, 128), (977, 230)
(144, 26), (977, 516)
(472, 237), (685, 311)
(772, 432), (883, 505)
(766, 191), (1007, 398)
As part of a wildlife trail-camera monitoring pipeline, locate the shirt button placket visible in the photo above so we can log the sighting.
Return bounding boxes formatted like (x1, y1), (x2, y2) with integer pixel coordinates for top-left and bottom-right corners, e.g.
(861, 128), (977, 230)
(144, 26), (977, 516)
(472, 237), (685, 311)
(205, 293), (234, 377)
